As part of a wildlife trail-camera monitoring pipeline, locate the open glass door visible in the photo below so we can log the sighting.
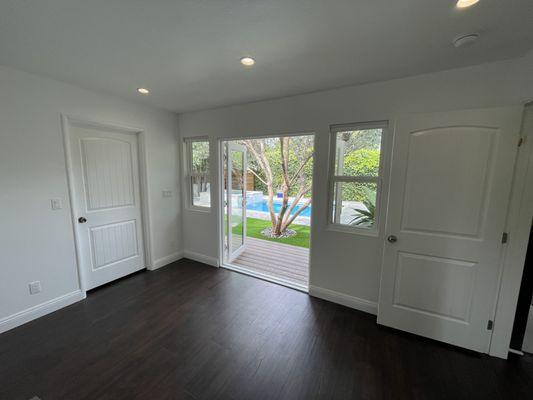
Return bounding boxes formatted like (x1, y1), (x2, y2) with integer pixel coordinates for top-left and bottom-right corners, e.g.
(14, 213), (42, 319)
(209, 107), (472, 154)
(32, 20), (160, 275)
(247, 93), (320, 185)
(225, 143), (247, 263)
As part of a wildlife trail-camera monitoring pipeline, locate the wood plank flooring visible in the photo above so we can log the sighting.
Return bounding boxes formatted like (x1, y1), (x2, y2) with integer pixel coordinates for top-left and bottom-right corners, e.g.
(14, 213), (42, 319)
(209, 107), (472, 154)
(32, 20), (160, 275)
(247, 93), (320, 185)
(232, 238), (309, 287)
(1, 259), (532, 400)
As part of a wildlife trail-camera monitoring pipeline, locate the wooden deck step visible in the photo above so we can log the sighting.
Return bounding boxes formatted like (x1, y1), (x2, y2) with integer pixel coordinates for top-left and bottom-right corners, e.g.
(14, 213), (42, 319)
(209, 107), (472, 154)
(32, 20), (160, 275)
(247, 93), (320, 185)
(232, 237), (309, 286)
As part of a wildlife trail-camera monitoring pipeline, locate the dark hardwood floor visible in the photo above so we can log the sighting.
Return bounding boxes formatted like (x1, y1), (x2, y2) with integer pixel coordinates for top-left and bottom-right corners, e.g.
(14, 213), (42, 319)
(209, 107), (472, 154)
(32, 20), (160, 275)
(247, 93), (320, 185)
(1, 259), (532, 400)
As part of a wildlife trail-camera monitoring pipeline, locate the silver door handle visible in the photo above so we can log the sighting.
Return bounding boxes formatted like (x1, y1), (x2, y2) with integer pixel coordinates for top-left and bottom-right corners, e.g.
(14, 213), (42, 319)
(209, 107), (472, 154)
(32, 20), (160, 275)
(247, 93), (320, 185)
(387, 235), (397, 243)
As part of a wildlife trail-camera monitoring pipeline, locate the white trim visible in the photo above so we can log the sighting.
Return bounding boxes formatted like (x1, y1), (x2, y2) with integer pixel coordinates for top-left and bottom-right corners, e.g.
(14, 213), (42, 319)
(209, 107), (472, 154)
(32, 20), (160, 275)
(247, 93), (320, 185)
(522, 305), (533, 354)
(217, 134), (317, 289)
(326, 224), (380, 237)
(183, 136), (212, 211)
(327, 121), (390, 235)
(183, 250), (219, 267)
(309, 285), (378, 315)
(0, 290), (85, 334)
(330, 120), (389, 132)
(137, 132), (155, 271)
(490, 104), (533, 358)
(152, 251), (184, 270)
(60, 114), (154, 288)
(222, 262), (308, 293)
(218, 139), (226, 268)
(219, 130), (316, 143)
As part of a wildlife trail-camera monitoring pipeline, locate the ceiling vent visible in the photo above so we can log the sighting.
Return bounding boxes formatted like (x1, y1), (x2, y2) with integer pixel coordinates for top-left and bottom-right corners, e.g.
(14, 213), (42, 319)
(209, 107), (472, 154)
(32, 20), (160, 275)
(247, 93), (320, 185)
(453, 33), (479, 48)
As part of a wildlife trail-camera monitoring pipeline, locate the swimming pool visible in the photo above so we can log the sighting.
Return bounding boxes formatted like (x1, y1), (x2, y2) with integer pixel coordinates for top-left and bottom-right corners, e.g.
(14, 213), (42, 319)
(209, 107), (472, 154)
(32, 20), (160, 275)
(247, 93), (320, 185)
(246, 198), (312, 217)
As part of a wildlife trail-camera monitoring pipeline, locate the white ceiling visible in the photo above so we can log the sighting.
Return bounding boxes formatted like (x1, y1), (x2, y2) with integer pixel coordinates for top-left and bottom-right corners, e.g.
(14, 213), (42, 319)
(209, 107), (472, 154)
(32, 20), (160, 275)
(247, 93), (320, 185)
(1, 0), (532, 112)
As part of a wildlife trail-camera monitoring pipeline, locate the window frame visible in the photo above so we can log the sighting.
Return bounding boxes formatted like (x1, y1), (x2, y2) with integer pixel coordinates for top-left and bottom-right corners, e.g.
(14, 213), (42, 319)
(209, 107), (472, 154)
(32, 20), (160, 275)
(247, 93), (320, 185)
(327, 121), (388, 235)
(184, 136), (211, 212)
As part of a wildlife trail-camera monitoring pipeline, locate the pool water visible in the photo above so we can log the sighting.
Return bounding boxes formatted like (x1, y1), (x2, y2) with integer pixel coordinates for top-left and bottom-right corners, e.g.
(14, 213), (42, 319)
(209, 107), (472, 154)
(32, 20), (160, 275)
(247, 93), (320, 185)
(246, 199), (312, 217)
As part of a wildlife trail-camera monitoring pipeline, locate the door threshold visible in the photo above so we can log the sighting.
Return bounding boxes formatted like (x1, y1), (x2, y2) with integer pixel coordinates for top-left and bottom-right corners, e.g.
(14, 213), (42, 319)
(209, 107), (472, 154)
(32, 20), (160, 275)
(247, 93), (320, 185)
(222, 262), (309, 293)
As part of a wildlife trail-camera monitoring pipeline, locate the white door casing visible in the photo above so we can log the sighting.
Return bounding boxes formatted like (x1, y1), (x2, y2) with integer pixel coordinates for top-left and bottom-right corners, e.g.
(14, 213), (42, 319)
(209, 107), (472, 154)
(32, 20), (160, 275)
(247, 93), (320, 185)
(69, 124), (145, 290)
(523, 306), (533, 354)
(378, 107), (522, 353)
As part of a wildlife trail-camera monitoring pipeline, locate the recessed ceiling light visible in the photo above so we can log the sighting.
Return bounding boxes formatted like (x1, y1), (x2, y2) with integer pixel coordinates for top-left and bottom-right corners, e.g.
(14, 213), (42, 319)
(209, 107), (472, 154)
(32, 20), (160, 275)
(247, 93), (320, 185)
(137, 87), (150, 95)
(240, 57), (255, 67)
(456, 0), (479, 8)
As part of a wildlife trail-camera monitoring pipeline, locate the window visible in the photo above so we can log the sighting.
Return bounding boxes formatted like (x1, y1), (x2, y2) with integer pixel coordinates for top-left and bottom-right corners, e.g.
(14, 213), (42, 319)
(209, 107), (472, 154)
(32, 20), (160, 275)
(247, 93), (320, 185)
(186, 138), (210, 209)
(329, 122), (387, 231)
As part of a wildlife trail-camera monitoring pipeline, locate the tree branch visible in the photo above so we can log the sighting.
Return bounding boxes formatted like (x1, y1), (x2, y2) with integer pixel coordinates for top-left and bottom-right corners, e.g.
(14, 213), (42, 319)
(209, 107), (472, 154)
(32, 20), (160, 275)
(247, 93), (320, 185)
(246, 167), (267, 186)
(288, 152), (313, 187)
(283, 198), (312, 229)
(281, 183), (312, 226)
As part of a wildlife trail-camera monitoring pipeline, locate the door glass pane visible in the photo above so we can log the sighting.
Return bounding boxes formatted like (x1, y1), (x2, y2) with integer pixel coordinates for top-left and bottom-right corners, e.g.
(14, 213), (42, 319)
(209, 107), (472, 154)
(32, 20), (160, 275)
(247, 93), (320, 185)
(332, 182), (377, 227)
(223, 148), (229, 260)
(230, 149), (245, 250)
(335, 129), (382, 177)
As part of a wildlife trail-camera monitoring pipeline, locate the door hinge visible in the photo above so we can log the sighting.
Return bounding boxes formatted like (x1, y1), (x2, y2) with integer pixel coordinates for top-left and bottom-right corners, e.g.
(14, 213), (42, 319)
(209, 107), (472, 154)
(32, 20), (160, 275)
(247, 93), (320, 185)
(518, 137), (524, 147)
(501, 232), (509, 244)
(487, 320), (494, 330)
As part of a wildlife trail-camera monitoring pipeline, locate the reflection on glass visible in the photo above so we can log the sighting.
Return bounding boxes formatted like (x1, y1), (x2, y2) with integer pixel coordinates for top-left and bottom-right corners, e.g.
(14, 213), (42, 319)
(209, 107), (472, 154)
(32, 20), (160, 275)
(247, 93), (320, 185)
(231, 150), (245, 249)
(335, 129), (382, 177)
(223, 148), (229, 260)
(332, 182), (377, 228)
(191, 140), (210, 207)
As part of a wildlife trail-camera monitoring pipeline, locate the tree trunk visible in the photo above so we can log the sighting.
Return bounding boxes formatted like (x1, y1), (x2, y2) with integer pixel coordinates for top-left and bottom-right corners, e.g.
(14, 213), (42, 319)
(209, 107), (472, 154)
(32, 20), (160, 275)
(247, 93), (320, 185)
(243, 138), (313, 237)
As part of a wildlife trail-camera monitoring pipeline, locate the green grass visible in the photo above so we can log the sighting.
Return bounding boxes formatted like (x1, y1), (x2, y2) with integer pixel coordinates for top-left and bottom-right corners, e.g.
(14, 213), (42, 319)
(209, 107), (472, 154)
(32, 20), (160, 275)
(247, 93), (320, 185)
(232, 217), (310, 248)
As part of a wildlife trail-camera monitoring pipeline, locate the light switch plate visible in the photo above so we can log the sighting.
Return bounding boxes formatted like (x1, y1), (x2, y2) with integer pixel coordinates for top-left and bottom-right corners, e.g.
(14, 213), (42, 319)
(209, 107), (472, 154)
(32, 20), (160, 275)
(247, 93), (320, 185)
(162, 190), (172, 198)
(50, 198), (62, 210)
(29, 281), (42, 295)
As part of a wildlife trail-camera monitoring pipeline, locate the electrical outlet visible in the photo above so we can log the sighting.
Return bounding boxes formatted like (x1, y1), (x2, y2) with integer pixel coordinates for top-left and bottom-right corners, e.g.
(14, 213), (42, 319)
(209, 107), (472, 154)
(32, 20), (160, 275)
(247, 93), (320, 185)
(162, 190), (172, 198)
(29, 281), (42, 295)
(50, 198), (62, 210)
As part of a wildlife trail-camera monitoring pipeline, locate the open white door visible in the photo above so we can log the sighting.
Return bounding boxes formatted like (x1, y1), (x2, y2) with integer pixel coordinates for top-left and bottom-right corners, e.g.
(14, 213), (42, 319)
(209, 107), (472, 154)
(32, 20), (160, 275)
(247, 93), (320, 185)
(378, 107), (522, 353)
(225, 143), (247, 263)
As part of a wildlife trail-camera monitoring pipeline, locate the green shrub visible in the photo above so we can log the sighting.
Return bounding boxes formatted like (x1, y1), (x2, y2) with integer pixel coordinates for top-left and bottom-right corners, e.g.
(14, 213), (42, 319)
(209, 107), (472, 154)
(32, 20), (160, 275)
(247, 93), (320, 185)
(342, 149), (380, 201)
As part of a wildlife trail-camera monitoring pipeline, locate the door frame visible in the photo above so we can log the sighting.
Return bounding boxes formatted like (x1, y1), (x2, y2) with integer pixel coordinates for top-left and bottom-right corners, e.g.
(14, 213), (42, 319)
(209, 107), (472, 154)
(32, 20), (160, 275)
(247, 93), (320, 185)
(216, 132), (316, 292)
(491, 103), (533, 358)
(60, 114), (153, 294)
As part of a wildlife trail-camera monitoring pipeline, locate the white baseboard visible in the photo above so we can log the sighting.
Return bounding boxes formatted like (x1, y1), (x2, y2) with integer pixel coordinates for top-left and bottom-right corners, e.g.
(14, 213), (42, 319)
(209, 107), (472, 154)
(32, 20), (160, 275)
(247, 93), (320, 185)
(309, 285), (377, 315)
(151, 251), (184, 270)
(183, 250), (219, 267)
(0, 290), (85, 334)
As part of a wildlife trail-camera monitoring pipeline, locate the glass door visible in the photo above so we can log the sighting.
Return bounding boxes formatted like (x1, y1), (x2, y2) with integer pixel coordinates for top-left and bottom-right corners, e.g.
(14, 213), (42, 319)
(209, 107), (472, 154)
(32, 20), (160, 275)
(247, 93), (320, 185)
(225, 143), (247, 262)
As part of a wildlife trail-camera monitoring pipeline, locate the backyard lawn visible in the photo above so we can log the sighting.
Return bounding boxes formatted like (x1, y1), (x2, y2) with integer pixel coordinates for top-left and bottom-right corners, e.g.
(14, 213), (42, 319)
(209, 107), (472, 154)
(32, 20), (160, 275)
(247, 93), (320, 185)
(232, 217), (310, 248)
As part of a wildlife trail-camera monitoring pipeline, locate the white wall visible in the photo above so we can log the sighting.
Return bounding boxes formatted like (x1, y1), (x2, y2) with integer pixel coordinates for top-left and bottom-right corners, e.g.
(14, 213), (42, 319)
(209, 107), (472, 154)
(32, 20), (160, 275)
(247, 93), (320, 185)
(0, 66), (181, 330)
(178, 51), (533, 311)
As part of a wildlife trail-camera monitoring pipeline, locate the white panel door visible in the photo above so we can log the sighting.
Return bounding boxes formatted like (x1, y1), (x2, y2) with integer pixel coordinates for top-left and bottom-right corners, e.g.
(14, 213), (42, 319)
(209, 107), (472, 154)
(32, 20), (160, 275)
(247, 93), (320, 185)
(70, 125), (145, 290)
(378, 107), (522, 353)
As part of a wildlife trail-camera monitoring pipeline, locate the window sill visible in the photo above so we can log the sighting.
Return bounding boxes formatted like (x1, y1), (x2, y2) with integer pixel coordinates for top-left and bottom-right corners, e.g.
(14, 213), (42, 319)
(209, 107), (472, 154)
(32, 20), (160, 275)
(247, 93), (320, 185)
(186, 206), (212, 214)
(326, 223), (380, 237)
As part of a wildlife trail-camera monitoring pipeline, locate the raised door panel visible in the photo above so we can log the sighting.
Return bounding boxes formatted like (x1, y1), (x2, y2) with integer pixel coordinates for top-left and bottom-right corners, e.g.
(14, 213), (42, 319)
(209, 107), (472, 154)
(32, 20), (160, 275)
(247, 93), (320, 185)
(80, 138), (135, 211)
(401, 127), (496, 238)
(90, 220), (139, 270)
(393, 252), (476, 323)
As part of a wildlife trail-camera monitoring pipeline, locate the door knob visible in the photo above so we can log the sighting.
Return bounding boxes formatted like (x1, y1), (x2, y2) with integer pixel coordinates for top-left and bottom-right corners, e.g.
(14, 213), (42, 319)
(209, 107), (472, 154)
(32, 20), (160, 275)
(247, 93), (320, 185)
(387, 235), (397, 243)
(78, 217), (87, 223)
